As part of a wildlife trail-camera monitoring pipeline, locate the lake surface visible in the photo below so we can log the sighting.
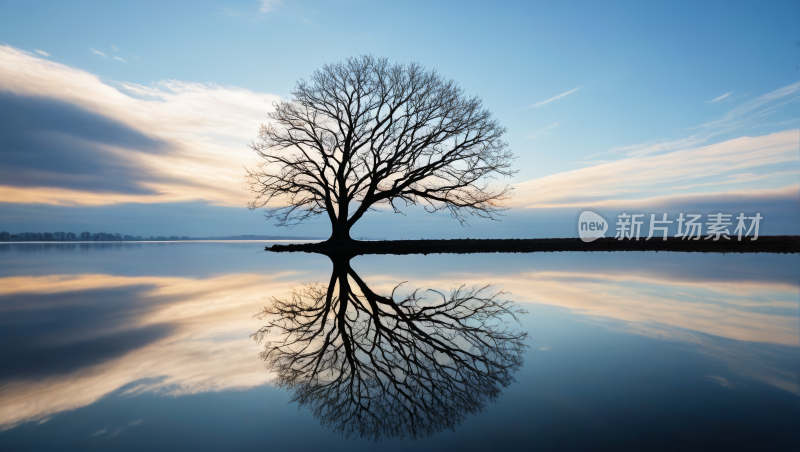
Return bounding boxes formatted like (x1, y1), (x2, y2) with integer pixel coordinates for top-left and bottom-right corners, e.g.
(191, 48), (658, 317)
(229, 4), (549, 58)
(0, 242), (797, 451)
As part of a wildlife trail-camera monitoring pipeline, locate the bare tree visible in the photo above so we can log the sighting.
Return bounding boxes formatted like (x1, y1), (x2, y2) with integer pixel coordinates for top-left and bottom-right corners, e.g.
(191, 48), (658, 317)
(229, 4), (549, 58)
(246, 55), (515, 246)
(252, 254), (528, 441)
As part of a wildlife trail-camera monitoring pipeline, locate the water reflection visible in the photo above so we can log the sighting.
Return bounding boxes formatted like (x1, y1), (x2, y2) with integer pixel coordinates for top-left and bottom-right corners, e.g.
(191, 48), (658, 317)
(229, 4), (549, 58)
(0, 272), (294, 430)
(0, 244), (796, 447)
(253, 254), (528, 440)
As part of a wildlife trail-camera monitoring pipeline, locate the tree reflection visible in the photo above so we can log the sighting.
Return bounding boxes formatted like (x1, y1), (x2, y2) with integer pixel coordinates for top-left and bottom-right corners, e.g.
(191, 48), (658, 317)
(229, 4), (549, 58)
(252, 254), (528, 441)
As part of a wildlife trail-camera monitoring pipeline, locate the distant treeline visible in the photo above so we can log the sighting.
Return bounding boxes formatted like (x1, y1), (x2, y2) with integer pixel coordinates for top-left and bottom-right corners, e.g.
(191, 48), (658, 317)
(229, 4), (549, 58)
(0, 232), (322, 242)
(2, 231), (184, 241)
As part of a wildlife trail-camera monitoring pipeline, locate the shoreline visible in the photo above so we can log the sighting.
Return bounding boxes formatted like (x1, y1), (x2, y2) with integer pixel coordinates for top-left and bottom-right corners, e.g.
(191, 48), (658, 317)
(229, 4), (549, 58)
(266, 236), (800, 255)
(0, 239), (322, 244)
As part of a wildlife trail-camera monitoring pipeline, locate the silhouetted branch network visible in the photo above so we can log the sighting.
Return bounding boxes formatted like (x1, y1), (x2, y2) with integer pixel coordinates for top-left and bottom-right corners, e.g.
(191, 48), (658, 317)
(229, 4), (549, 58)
(245, 55), (516, 245)
(252, 255), (528, 441)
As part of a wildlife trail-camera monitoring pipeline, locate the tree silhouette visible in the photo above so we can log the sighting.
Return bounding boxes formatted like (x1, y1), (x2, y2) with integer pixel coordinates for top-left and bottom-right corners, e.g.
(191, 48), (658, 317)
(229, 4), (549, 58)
(252, 254), (528, 441)
(246, 55), (516, 246)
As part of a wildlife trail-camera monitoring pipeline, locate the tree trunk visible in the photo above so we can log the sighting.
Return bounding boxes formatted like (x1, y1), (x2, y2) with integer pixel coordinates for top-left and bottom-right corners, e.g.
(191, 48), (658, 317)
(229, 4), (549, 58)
(325, 191), (354, 247)
(327, 218), (353, 246)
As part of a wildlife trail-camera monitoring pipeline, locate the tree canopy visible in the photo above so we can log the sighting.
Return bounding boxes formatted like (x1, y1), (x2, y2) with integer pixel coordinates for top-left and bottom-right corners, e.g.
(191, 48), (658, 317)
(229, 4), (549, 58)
(246, 55), (515, 245)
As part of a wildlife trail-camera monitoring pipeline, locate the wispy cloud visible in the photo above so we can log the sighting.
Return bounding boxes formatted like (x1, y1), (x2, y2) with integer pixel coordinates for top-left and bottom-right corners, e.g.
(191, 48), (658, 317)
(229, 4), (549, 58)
(709, 91), (734, 102)
(88, 428), (107, 437)
(111, 45), (119, 51)
(513, 129), (799, 208)
(669, 170), (799, 191)
(712, 81), (800, 124)
(527, 87), (580, 109)
(89, 48), (106, 58)
(707, 375), (735, 389)
(34, 49), (49, 57)
(525, 122), (560, 139)
(605, 81), (800, 158)
(113, 56), (126, 63)
(259, 0), (282, 13)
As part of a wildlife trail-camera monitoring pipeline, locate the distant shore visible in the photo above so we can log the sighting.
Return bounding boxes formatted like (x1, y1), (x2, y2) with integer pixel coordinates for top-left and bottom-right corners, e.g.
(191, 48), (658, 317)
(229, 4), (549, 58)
(267, 236), (800, 255)
(0, 235), (324, 243)
(0, 239), (322, 244)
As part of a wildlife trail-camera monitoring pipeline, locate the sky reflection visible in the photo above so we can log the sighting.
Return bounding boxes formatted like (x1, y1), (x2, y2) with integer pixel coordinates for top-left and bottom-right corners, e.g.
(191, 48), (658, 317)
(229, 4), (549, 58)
(0, 243), (797, 448)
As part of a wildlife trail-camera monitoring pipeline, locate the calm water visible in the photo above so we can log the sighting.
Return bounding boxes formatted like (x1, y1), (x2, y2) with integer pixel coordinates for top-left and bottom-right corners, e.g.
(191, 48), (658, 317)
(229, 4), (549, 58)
(0, 242), (797, 451)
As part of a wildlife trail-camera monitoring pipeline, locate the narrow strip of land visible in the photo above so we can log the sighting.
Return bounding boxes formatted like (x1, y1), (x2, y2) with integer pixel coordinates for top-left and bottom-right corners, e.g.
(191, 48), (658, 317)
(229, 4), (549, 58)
(267, 236), (800, 255)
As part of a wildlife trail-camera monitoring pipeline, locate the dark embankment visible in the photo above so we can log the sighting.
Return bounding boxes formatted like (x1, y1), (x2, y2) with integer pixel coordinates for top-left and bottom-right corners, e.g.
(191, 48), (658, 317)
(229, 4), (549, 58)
(267, 236), (800, 255)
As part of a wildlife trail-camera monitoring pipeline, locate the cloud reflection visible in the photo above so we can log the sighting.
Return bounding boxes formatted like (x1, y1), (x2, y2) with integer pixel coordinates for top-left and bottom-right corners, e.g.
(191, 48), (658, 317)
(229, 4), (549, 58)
(0, 272), (297, 430)
(0, 253), (796, 432)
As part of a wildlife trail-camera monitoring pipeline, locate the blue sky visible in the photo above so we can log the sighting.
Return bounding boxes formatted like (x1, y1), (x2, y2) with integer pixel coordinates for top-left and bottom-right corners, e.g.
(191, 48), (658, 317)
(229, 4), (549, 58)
(0, 0), (798, 237)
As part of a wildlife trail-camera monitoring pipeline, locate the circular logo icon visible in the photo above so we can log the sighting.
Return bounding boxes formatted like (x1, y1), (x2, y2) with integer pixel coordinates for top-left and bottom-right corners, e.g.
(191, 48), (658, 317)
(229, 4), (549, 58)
(578, 210), (608, 242)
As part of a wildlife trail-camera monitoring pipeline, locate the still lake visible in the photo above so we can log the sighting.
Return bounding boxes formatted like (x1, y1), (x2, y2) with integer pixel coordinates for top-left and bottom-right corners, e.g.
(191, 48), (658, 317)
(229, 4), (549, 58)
(0, 242), (797, 451)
